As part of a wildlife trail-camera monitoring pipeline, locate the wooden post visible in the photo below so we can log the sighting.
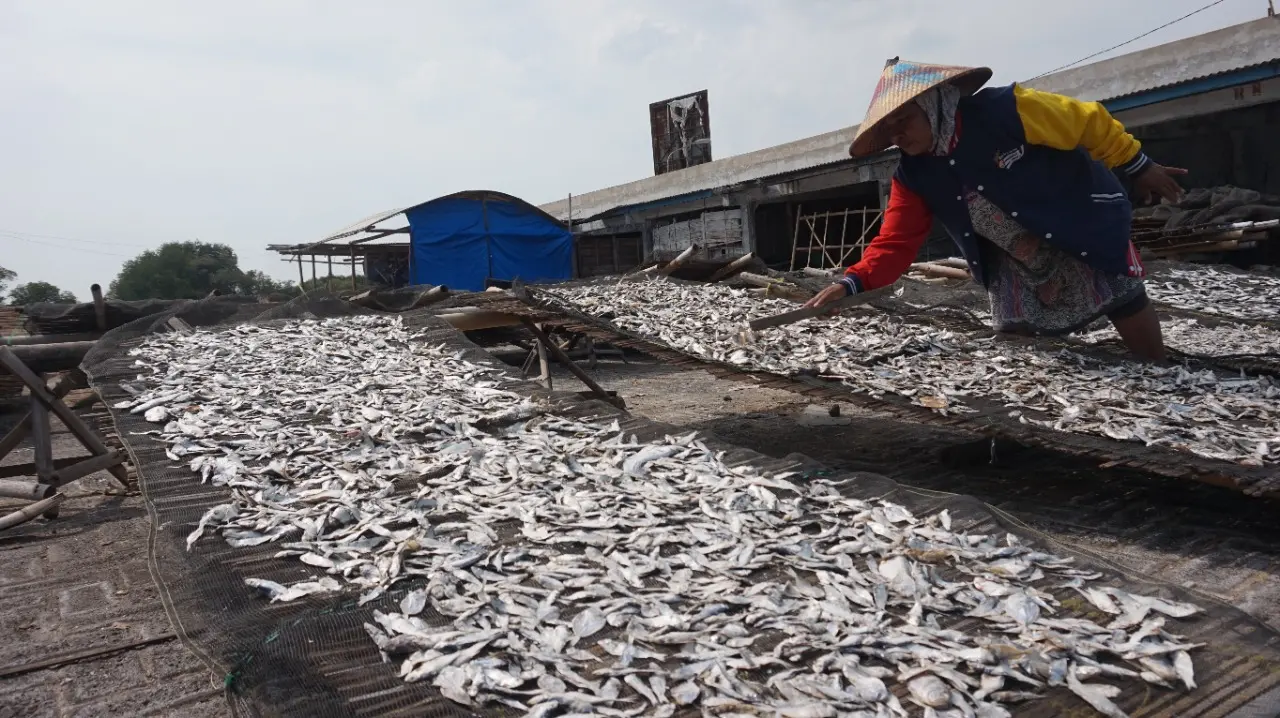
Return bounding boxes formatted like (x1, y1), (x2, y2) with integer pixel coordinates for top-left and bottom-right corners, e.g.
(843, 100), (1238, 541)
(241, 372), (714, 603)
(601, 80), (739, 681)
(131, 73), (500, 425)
(327, 255), (334, 292)
(90, 284), (107, 332)
(29, 396), (54, 484)
(310, 254), (317, 288)
(350, 246), (357, 291)
(297, 256), (305, 287)
(789, 203), (804, 271)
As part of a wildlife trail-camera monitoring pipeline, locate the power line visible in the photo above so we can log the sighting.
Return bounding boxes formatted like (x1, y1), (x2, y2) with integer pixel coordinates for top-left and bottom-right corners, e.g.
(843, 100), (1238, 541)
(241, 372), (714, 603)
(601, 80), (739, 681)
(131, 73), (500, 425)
(0, 228), (152, 249)
(0, 232), (132, 258)
(1025, 0), (1231, 82)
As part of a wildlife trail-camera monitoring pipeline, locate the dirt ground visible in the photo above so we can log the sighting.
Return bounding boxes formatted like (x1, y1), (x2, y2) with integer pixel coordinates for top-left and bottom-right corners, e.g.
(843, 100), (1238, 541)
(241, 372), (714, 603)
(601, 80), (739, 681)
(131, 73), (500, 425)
(0, 408), (226, 718)
(2, 352), (1278, 717)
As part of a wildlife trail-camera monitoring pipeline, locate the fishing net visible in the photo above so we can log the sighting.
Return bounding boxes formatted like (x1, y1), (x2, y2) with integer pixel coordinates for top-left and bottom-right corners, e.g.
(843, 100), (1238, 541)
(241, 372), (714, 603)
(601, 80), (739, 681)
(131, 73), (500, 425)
(78, 294), (1280, 718)
(20, 296), (280, 335)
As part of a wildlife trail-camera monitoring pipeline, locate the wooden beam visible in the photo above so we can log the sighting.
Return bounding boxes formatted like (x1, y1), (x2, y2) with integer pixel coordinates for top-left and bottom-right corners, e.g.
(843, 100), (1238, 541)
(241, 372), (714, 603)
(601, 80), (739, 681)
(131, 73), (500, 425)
(50, 450), (124, 487)
(0, 371), (84, 462)
(521, 320), (624, 409)
(0, 456), (90, 479)
(0, 349), (130, 485)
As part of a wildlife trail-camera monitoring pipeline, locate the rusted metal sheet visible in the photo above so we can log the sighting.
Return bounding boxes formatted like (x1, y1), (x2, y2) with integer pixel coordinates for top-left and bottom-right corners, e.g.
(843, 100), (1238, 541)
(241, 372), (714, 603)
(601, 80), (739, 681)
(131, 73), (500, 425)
(649, 90), (712, 176)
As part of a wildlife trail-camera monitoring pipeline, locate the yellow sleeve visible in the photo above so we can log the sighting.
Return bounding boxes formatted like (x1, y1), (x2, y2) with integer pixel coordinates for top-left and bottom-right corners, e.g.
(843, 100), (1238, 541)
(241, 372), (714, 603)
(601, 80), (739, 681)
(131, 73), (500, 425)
(1013, 84), (1146, 171)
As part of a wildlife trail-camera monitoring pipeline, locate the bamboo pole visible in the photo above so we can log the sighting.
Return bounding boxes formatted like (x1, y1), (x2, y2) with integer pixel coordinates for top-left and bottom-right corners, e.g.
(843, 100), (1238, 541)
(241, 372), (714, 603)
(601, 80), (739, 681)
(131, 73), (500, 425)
(706, 252), (756, 283)
(0, 480), (54, 501)
(909, 262), (971, 280)
(737, 272), (811, 302)
(0, 493), (65, 531)
(931, 257), (970, 270)
(2, 333), (101, 346)
(802, 267), (836, 279)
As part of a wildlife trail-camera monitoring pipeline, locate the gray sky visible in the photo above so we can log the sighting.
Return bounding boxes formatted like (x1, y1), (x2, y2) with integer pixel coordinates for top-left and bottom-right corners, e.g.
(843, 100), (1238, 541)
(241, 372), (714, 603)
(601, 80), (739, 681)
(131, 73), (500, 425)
(0, 0), (1267, 295)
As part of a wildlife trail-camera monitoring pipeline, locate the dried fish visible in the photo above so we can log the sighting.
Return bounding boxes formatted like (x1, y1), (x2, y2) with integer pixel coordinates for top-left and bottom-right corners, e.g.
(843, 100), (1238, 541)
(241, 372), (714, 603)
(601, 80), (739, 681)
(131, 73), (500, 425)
(541, 279), (1280, 467)
(120, 314), (1210, 717)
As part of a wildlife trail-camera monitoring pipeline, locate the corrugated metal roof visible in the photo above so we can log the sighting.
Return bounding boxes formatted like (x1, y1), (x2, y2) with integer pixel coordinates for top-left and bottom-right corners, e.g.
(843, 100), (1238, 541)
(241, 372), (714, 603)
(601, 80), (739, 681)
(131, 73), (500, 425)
(318, 207), (408, 244)
(1025, 16), (1280, 102)
(539, 124), (862, 223)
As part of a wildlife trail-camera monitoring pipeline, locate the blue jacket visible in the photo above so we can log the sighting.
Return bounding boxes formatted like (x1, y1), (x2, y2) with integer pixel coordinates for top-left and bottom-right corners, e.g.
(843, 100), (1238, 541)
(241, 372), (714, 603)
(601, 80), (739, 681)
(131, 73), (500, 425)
(859, 83), (1151, 288)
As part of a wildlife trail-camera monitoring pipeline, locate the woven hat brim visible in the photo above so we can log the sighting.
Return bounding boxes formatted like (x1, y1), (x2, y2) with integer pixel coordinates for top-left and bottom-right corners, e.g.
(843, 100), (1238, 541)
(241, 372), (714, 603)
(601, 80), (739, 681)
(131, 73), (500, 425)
(848, 66), (993, 158)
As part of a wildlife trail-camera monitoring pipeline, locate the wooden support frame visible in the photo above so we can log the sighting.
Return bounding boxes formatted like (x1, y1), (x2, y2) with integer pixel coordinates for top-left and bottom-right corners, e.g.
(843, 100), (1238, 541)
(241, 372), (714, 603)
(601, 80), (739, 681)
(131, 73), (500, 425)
(521, 320), (625, 410)
(789, 207), (885, 270)
(0, 349), (129, 530)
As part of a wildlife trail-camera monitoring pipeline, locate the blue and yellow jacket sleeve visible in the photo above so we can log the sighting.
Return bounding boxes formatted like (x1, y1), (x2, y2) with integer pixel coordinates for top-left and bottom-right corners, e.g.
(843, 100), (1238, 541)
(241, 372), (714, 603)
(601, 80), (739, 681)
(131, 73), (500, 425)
(1013, 84), (1152, 177)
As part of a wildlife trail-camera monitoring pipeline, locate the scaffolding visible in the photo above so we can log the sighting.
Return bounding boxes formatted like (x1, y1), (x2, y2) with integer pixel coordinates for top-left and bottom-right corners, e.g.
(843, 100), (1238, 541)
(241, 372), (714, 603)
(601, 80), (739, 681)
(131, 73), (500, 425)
(789, 205), (884, 271)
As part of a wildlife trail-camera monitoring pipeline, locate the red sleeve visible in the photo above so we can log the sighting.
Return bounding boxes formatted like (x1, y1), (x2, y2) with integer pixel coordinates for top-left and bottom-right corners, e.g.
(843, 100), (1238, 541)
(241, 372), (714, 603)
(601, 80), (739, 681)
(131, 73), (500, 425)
(844, 177), (932, 290)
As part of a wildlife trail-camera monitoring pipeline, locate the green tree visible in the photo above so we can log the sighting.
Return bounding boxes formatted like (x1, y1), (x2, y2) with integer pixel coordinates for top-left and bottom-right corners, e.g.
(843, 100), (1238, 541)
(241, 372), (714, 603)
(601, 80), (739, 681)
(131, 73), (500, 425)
(7, 281), (77, 305)
(0, 265), (15, 302)
(298, 274), (373, 294)
(109, 242), (248, 300)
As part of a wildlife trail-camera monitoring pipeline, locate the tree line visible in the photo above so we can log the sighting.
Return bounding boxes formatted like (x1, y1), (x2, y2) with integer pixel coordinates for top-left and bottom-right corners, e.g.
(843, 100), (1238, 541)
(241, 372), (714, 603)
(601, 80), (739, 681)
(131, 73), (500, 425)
(1, 241), (371, 306)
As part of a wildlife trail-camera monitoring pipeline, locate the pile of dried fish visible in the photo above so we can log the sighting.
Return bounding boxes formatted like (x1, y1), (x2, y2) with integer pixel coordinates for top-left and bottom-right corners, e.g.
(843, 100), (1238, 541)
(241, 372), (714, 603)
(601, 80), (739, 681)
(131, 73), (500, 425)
(1144, 266), (1280, 323)
(1076, 316), (1280, 359)
(115, 315), (1210, 717)
(543, 279), (1279, 466)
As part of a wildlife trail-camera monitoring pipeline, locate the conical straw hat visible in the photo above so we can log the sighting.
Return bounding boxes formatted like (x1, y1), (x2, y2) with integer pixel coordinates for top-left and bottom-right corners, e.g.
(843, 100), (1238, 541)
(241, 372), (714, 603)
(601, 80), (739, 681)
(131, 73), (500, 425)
(848, 57), (992, 157)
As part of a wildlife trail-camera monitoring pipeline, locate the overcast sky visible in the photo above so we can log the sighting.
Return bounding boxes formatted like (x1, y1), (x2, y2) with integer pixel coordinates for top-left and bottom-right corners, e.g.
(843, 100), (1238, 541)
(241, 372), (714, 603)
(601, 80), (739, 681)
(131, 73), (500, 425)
(0, 0), (1267, 295)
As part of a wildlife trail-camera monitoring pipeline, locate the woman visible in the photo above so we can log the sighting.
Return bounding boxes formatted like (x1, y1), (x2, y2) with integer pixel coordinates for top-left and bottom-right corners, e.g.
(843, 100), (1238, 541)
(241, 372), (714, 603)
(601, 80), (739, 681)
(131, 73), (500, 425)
(804, 58), (1187, 362)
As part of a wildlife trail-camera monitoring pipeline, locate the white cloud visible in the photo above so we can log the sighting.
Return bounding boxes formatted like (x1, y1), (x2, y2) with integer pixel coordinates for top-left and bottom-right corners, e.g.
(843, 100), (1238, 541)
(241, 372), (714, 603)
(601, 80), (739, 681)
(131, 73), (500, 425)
(0, 0), (1265, 293)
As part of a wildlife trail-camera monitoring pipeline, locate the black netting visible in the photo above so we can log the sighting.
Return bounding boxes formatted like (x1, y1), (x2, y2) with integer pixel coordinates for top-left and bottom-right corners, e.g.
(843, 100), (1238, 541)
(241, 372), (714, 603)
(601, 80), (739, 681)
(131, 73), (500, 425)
(21, 296), (278, 335)
(77, 293), (1280, 718)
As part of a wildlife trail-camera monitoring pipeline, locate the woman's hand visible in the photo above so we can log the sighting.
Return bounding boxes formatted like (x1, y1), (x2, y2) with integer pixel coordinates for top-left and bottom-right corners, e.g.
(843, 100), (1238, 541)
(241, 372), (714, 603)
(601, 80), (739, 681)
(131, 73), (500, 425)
(802, 283), (849, 315)
(1132, 163), (1188, 204)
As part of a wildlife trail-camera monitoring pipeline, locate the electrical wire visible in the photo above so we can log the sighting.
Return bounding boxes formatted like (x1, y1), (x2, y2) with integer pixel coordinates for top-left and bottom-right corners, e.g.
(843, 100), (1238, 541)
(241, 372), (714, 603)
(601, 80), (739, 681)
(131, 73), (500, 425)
(1025, 0), (1232, 82)
(0, 228), (152, 249)
(0, 232), (133, 258)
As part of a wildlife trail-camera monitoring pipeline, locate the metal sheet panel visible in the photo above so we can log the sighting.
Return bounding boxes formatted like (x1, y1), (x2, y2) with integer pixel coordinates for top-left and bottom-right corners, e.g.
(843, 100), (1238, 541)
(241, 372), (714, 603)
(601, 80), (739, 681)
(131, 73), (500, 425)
(649, 90), (713, 176)
(1026, 16), (1280, 102)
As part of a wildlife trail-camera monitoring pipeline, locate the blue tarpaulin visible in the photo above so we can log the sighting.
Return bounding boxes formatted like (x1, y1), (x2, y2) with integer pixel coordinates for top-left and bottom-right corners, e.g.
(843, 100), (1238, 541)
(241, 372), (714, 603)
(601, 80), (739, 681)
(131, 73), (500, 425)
(405, 192), (573, 291)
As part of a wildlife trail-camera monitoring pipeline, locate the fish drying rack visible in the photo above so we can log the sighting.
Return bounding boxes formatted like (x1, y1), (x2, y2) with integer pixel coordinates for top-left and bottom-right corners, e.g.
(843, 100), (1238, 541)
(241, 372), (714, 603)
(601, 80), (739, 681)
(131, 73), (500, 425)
(428, 280), (1280, 502)
(71, 294), (1280, 717)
